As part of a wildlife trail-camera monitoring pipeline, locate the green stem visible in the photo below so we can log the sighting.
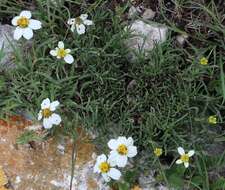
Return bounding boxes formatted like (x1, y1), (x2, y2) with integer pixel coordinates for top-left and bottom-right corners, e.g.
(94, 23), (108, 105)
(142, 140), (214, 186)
(70, 139), (77, 190)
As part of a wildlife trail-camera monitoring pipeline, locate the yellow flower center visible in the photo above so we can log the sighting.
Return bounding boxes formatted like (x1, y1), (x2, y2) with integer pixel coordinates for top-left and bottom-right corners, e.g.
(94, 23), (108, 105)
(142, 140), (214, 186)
(17, 17), (29, 28)
(200, 57), (208, 65)
(75, 17), (83, 25)
(154, 148), (162, 157)
(57, 48), (67, 58)
(180, 154), (189, 163)
(42, 108), (52, 118)
(99, 162), (110, 173)
(117, 144), (128, 155)
(208, 116), (217, 124)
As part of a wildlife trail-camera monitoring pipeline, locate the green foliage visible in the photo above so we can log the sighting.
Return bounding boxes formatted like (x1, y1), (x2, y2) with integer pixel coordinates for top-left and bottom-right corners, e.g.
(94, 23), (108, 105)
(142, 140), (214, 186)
(16, 130), (42, 144)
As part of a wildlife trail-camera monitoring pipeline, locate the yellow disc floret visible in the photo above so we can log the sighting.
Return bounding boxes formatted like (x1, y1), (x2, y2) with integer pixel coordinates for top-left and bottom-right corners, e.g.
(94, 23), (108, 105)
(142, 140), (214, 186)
(200, 57), (208, 65)
(42, 108), (52, 118)
(75, 17), (83, 25)
(117, 144), (128, 155)
(208, 115), (217, 124)
(154, 148), (163, 157)
(180, 154), (189, 163)
(17, 16), (29, 28)
(57, 49), (67, 58)
(99, 162), (110, 173)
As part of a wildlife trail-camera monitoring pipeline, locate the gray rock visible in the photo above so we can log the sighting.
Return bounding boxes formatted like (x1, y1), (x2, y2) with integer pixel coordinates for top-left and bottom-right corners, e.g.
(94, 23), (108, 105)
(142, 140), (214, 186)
(128, 6), (139, 19)
(0, 24), (17, 71)
(125, 20), (168, 60)
(138, 171), (169, 190)
(142, 8), (156, 20)
(176, 34), (188, 46)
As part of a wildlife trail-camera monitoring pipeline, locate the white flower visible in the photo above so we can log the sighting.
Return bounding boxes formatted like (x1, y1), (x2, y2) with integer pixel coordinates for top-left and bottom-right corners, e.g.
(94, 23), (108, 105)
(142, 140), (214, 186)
(11, 10), (42, 40)
(176, 147), (195, 168)
(50, 41), (74, 64)
(93, 154), (121, 182)
(38, 98), (62, 129)
(67, 14), (93, 35)
(108, 136), (137, 167)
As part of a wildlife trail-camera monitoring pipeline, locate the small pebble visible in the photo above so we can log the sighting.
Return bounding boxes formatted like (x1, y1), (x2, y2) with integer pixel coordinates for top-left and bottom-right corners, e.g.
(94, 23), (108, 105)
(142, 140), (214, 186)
(176, 34), (188, 45)
(57, 144), (65, 155)
(15, 176), (21, 183)
(142, 9), (156, 20)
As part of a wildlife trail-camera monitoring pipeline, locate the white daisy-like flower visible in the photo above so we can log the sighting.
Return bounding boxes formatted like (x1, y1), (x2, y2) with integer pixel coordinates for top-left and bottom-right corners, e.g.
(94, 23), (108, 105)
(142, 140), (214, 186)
(67, 14), (93, 35)
(50, 41), (74, 64)
(108, 136), (137, 168)
(38, 98), (62, 129)
(11, 10), (42, 40)
(176, 147), (195, 168)
(93, 154), (121, 182)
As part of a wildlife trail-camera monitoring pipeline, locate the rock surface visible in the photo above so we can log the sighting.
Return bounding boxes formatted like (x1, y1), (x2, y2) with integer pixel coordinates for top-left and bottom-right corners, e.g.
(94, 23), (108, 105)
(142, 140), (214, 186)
(138, 172), (168, 190)
(142, 9), (156, 20)
(125, 20), (168, 60)
(0, 24), (16, 71)
(0, 115), (168, 190)
(0, 116), (109, 190)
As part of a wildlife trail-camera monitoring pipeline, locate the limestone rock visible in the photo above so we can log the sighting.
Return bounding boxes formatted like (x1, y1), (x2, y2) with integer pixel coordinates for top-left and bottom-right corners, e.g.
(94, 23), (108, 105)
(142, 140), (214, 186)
(125, 20), (168, 60)
(128, 6), (139, 19)
(142, 9), (156, 20)
(0, 24), (16, 71)
(176, 34), (188, 46)
(138, 171), (169, 190)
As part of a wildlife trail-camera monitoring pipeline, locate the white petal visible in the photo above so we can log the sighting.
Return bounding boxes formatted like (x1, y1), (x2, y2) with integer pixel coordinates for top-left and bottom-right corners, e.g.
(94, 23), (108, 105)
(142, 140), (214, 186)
(76, 24), (85, 35)
(108, 168), (121, 180)
(22, 27), (33, 40)
(20, 10), (32, 19)
(13, 27), (23, 40)
(107, 139), (118, 150)
(50, 101), (60, 111)
(64, 54), (74, 64)
(70, 25), (75, 32)
(29, 19), (42, 30)
(117, 136), (127, 145)
(58, 41), (64, 49)
(38, 110), (42, 120)
(80, 14), (88, 21)
(102, 173), (110, 182)
(108, 153), (118, 167)
(176, 159), (183, 164)
(127, 137), (134, 146)
(188, 150), (195, 157)
(178, 147), (185, 155)
(11, 16), (20, 26)
(93, 162), (100, 173)
(116, 155), (128, 167)
(127, 146), (137, 158)
(50, 113), (61, 125)
(41, 98), (51, 109)
(50, 50), (57, 56)
(184, 162), (189, 168)
(65, 49), (71, 54)
(43, 118), (53, 129)
(67, 18), (75, 25)
(97, 154), (107, 163)
(83, 19), (93, 26)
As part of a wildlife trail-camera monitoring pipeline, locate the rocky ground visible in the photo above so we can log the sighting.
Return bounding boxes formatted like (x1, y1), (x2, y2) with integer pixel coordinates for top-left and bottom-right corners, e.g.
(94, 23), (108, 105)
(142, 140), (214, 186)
(0, 116), (108, 190)
(0, 115), (168, 190)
